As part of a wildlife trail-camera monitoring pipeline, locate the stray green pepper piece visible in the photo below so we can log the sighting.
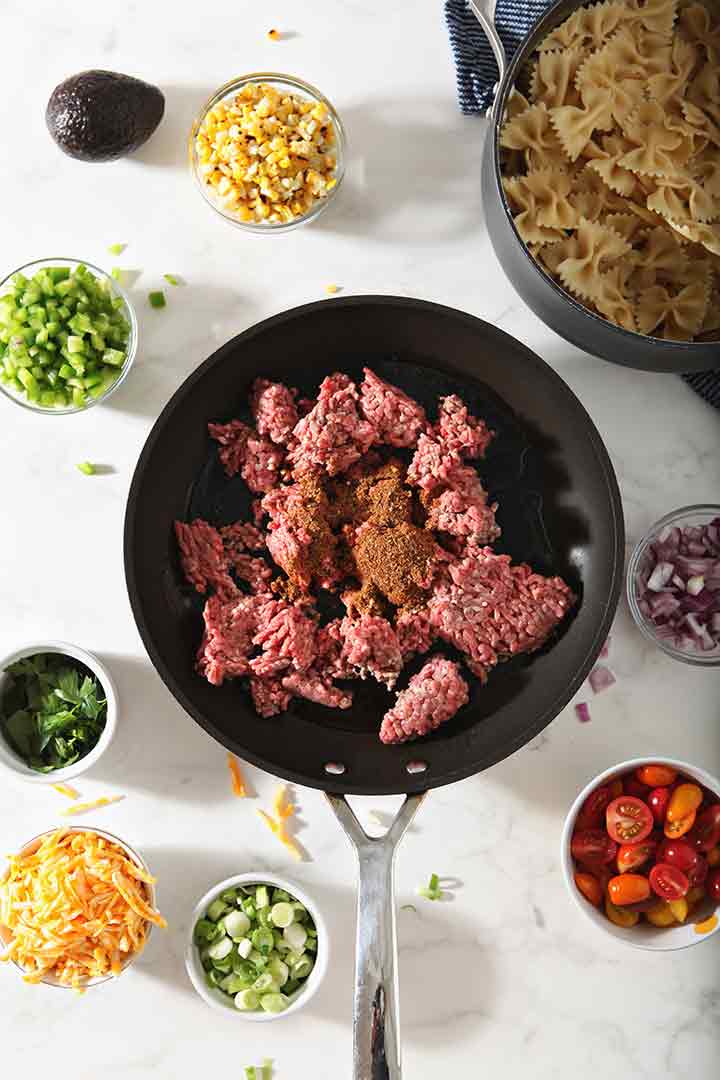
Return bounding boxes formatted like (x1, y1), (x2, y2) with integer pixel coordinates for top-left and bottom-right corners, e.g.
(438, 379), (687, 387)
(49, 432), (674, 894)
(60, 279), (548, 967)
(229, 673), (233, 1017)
(107, 243), (127, 255)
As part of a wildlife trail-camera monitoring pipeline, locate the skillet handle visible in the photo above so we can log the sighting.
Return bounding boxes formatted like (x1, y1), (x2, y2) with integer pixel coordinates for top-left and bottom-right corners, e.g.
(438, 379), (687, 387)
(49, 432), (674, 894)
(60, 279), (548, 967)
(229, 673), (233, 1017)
(326, 792), (427, 1080)
(467, 0), (508, 112)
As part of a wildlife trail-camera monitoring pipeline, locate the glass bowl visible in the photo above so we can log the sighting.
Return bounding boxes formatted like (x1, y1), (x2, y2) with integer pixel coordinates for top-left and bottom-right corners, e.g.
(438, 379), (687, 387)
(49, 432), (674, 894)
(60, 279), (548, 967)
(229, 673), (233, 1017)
(626, 504), (720, 666)
(189, 73), (346, 234)
(0, 257), (137, 415)
(0, 826), (157, 988)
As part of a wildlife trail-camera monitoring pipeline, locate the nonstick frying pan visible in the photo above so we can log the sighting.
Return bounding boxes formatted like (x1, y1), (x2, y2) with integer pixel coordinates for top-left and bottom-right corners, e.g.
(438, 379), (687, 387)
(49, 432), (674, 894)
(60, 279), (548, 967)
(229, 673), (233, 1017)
(125, 296), (624, 1079)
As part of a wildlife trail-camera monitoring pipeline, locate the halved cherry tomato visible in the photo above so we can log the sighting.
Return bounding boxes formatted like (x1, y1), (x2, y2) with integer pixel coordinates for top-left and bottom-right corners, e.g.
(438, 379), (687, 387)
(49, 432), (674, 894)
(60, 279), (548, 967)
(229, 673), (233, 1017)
(571, 829), (618, 865)
(576, 784), (615, 831)
(617, 837), (658, 873)
(708, 868), (720, 901)
(664, 810), (696, 839)
(667, 783), (703, 822)
(686, 885), (706, 912)
(605, 896), (639, 927)
(657, 838), (708, 887)
(708, 847), (720, 868)
(649, 862), (690, 900)
(574, 870), (603, 907)
(668, 898), (689, 923)
(636, 764), (678, 787)
(623, 777), (650, 800)
(689, 805), (720, 853)
(606, 796), (654, 845)
(608, 873), (651, 905)
(648, 786), (671, 826)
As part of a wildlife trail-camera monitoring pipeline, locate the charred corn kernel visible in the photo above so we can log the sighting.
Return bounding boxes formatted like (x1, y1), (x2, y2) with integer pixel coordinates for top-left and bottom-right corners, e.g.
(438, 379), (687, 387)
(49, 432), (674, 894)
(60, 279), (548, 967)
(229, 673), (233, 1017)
(268, 28), (281, 40)
(194, 81), (339, 225)
(605, 897), (639, 928)
(645, 902), (676, 928)
(668, 898), (689, 923)
(686, 885), (706, 910)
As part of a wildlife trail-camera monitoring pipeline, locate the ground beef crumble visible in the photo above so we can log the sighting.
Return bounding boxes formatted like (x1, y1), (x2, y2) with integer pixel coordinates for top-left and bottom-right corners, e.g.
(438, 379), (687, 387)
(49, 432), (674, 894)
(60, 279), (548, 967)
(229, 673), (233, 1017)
(177, 368), (576, 741)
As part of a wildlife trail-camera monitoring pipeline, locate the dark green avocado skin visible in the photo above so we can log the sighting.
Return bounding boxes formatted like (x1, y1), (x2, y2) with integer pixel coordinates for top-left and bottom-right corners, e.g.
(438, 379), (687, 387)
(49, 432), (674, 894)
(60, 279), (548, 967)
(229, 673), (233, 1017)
(46, 70), (165, 162)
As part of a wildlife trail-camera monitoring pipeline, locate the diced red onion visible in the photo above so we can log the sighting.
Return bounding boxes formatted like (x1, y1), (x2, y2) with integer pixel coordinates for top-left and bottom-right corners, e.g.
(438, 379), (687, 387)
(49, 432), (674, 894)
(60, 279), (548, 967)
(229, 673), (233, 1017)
(575, 702), (591, 723)
(635, 516), (720, 655)
(588, 664), (616, 694)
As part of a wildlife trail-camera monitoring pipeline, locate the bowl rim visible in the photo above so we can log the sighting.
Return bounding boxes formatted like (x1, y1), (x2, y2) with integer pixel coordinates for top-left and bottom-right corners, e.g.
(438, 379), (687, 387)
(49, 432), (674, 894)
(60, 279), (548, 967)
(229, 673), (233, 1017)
(188, 71), (346, 234)
(0, 640), (118, 783)
(0, 256), (138, 415)
(560, 756), (720, 951)
(626, 504), (720, 667)
(488, 0), (718, 358)
(0, 825), (155, 988)
(185, 870), (329, 1020)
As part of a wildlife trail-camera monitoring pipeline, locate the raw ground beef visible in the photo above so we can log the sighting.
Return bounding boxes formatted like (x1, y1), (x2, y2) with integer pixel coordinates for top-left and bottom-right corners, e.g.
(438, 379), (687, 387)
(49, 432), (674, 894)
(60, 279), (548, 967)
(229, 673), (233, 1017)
(251, 378), (299, 445)
(380, 656), (469, 744)
(178, 369), (576, 742)
(175, 520), (236, 600)
(208, 419), (284, 493)
(288, 373), (377, 477)
(359, 367), (427, 448)
(434, 395), (494, 459)
(340, 615), (404, 688)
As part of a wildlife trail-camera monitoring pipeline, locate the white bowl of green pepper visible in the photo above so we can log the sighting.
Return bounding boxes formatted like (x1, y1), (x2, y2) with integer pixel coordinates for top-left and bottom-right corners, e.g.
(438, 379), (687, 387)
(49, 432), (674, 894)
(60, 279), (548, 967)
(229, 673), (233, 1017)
(0, 257), (137, 414)
(185, 873), (329, 1020)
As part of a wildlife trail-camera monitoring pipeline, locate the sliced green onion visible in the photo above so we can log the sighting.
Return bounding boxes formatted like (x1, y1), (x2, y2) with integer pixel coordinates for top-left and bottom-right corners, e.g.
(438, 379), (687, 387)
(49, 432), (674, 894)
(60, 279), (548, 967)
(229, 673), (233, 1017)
(260, 993), (288, 1014)
(290, 955), (313, 980)
(235, 989), (260, 1011)
(225, 910), (251, 940)
(237, 937), (253, 959)
(418, 873), (443, 901)
(283, 922), (307, 952)
(148, 290), (166, 309)
(255, 885), (270, 909)
(207, 936), (233, 961)
(262, 1060), (273, 1080)
(107, 243), (127, 255)
(267, 957), (289, 986)
(270, 901), (294, 928)
(252, 927), (275, 955)
(206, 899), (227, 922)
(401, 904), (418, 913)
(76, 461), (96, 476)
(163, 273), (182, 286)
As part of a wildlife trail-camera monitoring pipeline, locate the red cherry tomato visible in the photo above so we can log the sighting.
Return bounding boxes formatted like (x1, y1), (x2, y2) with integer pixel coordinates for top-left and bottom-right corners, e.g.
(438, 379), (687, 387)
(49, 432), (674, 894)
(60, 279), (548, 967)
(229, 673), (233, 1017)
(657, 839), (708, 887)
(667, 783), (703, 822)
(664, 810), (696, 839)
(608, 874), (651, 906)
(576, 784), (615, 831)
(606, 796), (654, 845)
(649, 862), (690, 900)
(617, 837), (658, 873)
(608, 778), (624, 798)
(689, 805), (720, 853)
(636, 764), (678, 787)
(648, 787), (671, 826)
(571, 829), (618, 865)
(574, 870), (603, 907)
(624, 777), (650, 800)
(708, 868), (720, 901)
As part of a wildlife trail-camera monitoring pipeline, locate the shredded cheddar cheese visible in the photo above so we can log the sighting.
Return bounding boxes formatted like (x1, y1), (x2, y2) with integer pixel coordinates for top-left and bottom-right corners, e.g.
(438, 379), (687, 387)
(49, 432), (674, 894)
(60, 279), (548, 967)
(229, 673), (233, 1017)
(257, 806), (302, 861)
(61, 795), (125, 817)
(227, 753), (247, 797)
(273, 784), (295, 820)
(52, 783), (80, 800)
(0, 829), (166, 987)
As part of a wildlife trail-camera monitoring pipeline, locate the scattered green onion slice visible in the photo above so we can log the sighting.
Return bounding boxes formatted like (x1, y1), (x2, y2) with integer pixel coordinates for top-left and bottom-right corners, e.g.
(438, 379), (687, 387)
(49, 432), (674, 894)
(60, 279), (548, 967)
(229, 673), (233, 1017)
(195, 881), (318, 1012)
(107, 243), (127, 256)
(148, 290), (166, 309)
(418, 873), (443, 901)
(401, 904), (418, 913)
(76, 461), (95, 476)
(163, 273), (181, 286)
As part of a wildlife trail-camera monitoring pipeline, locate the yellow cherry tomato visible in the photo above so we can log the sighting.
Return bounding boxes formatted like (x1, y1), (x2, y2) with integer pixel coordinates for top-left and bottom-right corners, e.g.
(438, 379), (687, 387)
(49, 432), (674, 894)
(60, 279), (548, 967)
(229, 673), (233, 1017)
(667, 783), (703, 823)
(668, 897), (689, 922)
(605, 896), (640, 928)
(645, 902), (677, 927)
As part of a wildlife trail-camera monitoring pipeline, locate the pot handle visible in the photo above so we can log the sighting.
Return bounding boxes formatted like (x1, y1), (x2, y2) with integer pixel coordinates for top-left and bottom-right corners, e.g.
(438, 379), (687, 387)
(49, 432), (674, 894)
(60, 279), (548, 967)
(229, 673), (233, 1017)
(468, 0), (508, 94)
(326, 792), (427, 1080)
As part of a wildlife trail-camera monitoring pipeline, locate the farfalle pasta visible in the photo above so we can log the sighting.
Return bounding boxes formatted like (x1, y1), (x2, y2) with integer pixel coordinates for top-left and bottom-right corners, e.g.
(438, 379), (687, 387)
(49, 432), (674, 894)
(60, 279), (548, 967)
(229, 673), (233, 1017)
(500, 0), (720, 341)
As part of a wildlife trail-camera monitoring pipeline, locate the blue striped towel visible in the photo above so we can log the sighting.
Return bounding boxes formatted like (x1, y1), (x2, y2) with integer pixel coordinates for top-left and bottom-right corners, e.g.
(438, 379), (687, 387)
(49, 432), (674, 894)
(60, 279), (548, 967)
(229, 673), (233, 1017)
(444, 0), (720, 409)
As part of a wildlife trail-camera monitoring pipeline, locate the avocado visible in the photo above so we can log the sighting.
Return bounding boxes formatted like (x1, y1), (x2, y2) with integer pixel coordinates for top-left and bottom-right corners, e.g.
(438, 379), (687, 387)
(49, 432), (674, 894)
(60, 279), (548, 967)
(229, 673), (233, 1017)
(46, 70), (165, 162)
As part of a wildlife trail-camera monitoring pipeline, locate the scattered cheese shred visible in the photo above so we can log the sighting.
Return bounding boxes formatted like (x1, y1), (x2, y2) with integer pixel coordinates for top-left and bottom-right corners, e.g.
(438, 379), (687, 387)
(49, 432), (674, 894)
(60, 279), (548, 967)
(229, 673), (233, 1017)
(267, 27), (281, 40)
(52, 783), (80, 800)
(325, 284), (341, 295)
(61, 795), (125, 817)
(0, 828), (166, 987)
(227, 753), (247, 797)
(257, 809), (302, 861)
(273, 784), (295, 820)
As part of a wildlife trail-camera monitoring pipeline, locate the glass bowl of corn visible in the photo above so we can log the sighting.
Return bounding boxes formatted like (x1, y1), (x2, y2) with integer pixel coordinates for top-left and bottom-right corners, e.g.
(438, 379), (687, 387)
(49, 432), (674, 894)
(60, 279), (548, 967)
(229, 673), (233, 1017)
(189, 73), (346, 233)
(0, 258), (137, 415)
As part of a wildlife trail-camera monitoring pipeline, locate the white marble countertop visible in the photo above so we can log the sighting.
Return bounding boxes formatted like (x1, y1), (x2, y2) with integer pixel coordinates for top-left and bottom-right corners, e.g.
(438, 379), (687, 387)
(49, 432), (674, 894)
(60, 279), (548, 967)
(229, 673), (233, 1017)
(2, 1), (720, 1077)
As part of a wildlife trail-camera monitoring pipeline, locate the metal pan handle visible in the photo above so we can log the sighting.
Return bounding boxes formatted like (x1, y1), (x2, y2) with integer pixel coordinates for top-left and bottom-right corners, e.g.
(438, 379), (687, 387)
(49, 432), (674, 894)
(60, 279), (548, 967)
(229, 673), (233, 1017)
(468, 0), (508, 111)
(327, 792), (426, 1080)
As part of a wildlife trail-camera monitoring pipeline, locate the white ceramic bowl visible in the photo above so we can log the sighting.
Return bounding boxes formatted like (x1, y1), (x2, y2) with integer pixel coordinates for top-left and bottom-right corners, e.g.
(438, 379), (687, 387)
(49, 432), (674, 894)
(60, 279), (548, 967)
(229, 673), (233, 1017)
(0, 826), (157, 988)
(0, 641), (118, 784)
(561, 756), (720, 951)
(185, 872), (328, 1020)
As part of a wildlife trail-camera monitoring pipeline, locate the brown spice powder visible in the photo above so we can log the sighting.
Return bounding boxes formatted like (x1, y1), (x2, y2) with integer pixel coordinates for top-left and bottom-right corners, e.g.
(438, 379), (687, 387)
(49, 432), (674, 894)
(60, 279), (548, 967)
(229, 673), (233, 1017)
(353, 521), (437, 610)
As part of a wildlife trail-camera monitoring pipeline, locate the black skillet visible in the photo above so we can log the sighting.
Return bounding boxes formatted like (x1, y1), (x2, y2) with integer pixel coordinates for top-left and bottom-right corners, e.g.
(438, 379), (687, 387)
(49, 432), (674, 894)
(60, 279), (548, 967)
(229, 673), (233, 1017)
(124, 296), (624, 1079)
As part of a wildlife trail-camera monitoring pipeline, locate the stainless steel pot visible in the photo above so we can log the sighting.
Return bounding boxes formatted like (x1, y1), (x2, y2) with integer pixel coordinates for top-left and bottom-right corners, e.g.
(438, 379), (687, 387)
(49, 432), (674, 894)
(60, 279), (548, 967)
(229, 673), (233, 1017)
(474, 0), (720, 373)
